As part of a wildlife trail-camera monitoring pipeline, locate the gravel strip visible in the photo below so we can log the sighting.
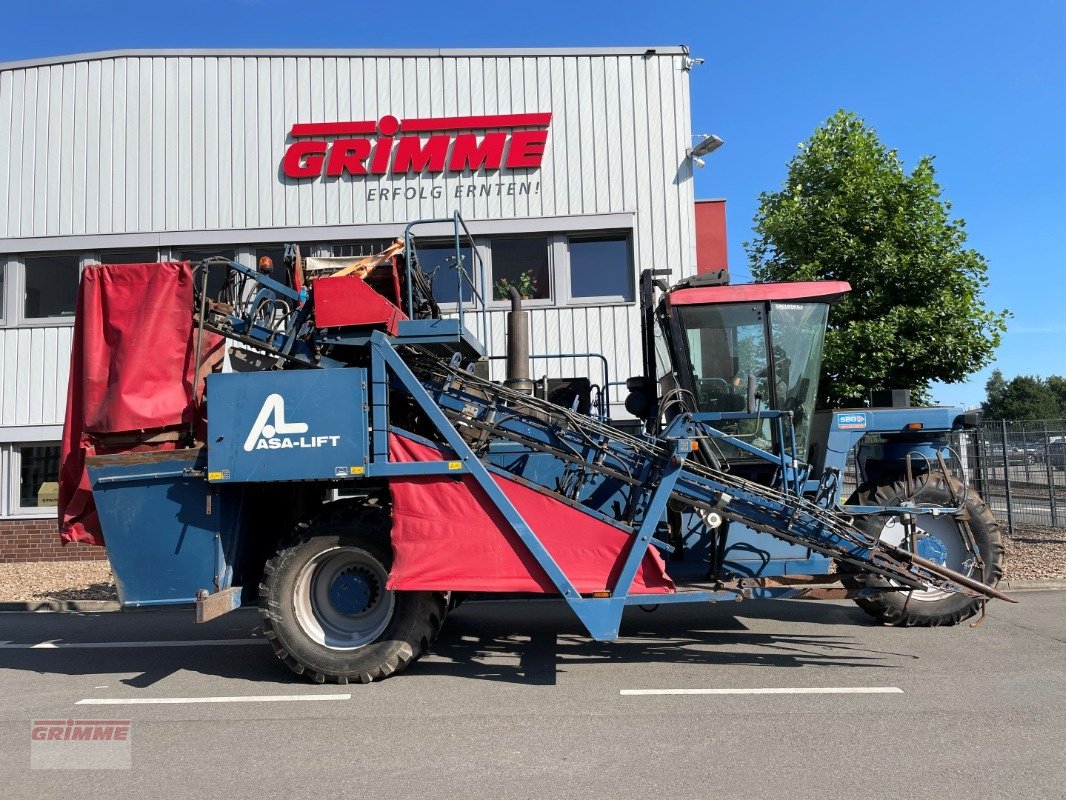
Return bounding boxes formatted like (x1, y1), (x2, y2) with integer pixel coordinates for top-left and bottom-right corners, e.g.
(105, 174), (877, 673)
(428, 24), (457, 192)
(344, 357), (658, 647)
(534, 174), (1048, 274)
(1003, 524), (1066, 581)
(0, 560), (117, 602)
(0, 524), (1062, 603)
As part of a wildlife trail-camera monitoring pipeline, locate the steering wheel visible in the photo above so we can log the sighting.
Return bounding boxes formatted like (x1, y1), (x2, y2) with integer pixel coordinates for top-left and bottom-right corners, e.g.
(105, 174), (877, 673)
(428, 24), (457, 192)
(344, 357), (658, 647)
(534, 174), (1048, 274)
(696, 377), (734, 410)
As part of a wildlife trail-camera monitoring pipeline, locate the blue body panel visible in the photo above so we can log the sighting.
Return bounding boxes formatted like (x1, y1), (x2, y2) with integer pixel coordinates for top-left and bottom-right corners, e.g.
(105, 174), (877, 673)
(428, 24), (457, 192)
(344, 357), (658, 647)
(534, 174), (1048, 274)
(86, 448), (244, 608)
(206, 368), (369, 483)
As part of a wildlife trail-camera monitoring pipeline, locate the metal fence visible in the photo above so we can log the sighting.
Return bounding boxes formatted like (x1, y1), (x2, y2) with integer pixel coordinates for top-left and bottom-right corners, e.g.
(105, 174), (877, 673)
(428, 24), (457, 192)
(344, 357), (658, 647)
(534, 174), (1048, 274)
(837, 419), (1066, 533)
(966, 419), (1066, 533)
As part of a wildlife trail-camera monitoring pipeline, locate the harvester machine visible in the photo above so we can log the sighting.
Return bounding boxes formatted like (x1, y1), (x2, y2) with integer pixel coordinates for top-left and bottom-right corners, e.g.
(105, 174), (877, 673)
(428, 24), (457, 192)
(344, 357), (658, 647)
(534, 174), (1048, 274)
(60, 214), (1011, 684)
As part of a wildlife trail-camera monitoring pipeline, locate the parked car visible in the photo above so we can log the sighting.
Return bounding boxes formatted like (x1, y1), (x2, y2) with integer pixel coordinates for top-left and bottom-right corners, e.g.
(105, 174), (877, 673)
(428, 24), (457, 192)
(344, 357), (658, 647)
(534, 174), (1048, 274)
(1049, 441), (1066, 471)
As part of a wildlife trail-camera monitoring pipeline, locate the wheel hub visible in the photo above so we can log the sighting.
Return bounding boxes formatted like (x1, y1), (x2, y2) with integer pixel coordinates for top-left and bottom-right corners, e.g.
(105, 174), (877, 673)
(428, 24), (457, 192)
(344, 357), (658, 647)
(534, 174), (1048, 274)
(328, 567), (378, 615)
(915, 533), (949, 566)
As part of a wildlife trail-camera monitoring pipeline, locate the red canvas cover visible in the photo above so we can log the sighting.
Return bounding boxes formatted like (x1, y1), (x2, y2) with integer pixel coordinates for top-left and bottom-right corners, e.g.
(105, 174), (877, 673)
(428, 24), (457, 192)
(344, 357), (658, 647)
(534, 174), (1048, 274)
(313, 273), (408, 333)
(387, 433), (675, 594)
(59, 262), (217, 546)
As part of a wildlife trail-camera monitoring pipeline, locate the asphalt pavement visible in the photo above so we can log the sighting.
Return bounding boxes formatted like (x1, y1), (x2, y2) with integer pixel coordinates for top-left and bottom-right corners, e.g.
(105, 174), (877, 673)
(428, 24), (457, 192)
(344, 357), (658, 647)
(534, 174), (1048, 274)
(0, 591), (1063, 799)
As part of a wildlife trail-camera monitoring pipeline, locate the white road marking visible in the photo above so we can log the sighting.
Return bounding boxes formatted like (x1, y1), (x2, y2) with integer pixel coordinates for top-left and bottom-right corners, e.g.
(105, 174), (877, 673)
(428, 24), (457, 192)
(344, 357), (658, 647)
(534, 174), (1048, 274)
(0, 638), (265, 649)
(620, 686), (904, 696)
(77, 694), (351, 705)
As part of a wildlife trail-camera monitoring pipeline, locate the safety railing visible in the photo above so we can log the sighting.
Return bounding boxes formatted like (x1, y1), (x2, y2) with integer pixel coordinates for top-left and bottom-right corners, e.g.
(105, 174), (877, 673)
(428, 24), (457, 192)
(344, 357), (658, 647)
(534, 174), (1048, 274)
(485, 352), (612, 420)
(403, 212), (489, 348)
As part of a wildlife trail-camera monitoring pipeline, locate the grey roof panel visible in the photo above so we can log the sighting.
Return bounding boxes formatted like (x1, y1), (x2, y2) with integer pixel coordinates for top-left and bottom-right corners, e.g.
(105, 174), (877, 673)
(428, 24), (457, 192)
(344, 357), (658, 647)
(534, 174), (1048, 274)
(0, 45), (690, 71)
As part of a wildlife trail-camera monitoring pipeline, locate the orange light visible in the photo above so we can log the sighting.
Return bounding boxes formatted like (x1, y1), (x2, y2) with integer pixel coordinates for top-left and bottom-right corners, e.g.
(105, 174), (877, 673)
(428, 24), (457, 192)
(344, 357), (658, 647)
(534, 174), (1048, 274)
(591, 591), (611, 598)
(690, 440), (700, 451)
(906, 422), (924, 430)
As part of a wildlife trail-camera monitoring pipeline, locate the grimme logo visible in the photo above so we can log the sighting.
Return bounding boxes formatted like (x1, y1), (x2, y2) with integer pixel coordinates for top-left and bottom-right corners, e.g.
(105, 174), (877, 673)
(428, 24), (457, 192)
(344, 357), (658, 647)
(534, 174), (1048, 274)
(244, 394), (340, 452)
(30, 719), (132, 770)
(282, 112), (551, 179)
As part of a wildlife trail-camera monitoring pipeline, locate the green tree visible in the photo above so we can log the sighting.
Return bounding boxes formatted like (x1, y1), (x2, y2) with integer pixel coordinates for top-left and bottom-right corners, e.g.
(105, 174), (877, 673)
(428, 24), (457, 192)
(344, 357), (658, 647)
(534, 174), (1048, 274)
(745, 110), (1008, 408)
(981, 369), (1065, 420)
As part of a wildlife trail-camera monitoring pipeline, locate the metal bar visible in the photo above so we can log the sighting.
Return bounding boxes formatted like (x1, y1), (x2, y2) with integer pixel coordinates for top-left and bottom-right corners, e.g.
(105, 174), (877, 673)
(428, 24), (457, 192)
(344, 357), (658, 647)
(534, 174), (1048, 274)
(370, 347), (389, 461)
(906, 550), (1017, 603)
(94, 469), (194, 485)
(1001, 418), (1015, 535)
(1045, 422), (1059, 526)
(611, 447), (685, 598)
(622, 590), (732, 605)
(369, 461), (466, 477)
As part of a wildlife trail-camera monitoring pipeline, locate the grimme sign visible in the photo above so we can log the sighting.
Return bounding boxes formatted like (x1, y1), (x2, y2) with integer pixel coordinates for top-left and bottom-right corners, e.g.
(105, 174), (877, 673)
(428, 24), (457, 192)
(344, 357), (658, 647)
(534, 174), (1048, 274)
(281, 112), (551, 181)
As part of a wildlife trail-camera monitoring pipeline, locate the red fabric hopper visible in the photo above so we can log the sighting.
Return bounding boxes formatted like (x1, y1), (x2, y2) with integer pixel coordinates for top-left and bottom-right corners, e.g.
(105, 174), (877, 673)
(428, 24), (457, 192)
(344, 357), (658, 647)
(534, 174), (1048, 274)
(387, 433), (675, 595)
(59, 262), (219, 546)
(313, 273), (407, 334)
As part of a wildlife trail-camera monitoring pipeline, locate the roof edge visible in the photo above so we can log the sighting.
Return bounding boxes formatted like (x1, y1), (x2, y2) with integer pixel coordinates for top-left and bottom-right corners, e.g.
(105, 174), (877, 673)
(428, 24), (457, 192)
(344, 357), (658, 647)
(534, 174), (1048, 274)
(0, 45), (691, 72)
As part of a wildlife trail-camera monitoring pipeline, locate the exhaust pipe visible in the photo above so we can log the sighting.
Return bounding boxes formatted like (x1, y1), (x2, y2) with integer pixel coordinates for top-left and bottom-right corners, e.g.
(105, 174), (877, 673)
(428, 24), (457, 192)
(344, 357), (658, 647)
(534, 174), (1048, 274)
(504, 286), (534, 394)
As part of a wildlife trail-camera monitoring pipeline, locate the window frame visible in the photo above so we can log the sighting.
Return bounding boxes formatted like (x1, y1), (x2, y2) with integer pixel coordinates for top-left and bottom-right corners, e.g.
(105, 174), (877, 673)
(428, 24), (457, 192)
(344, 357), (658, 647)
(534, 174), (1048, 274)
(0, 255), (11, 327)
(562, 232), (635, 306)
(89, 248), (163, 266)
(412, 238), (484, 311)
(16, 252), (86, 327)
(485, 233), (556, 309)
(5, 441), (61, 518)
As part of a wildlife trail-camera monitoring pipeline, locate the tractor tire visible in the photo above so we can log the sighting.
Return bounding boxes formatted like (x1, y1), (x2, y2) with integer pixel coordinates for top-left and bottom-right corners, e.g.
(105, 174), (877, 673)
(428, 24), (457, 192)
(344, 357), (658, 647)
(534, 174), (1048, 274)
(841, 470), (1005, 627)
(258, 501), (447, 684)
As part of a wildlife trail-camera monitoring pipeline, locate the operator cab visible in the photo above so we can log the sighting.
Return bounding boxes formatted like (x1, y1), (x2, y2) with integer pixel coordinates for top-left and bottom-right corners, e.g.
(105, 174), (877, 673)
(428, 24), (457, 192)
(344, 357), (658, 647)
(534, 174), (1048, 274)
(649, 273), (849, 465)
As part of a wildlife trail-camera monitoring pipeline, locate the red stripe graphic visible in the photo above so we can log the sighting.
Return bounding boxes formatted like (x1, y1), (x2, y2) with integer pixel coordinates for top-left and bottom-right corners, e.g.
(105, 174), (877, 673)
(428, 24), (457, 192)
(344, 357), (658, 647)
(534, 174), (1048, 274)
(290, 121), (378, 137)
(290, 113), (550, 138)
(400, 113), (551, 132)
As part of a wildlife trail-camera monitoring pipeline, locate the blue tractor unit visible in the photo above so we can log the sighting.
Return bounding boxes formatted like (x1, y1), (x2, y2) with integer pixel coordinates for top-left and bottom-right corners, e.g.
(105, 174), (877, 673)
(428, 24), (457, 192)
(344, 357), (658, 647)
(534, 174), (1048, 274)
(71, 215), (1010, 684)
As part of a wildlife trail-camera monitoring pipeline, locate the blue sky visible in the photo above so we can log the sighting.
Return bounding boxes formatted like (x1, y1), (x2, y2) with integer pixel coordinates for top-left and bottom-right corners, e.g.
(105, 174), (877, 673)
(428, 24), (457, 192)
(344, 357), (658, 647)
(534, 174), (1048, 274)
(5, 1), (1064, 407)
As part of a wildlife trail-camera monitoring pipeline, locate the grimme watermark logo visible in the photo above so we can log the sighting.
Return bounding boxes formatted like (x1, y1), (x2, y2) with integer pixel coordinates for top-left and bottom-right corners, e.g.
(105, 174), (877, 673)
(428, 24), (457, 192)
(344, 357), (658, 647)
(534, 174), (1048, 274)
(30, 719), (132, 769)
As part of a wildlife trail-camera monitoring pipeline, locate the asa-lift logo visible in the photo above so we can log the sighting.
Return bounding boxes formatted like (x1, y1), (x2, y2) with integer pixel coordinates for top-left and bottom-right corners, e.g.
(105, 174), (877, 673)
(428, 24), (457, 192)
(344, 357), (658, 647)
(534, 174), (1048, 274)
(282, 112), (551, 179)
(244, 394), (340, 452)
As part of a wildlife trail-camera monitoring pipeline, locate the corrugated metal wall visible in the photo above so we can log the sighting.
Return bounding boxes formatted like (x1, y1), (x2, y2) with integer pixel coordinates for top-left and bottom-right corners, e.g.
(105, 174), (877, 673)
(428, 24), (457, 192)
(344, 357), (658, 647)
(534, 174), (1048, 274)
(0, 49), (696, 429)
(0, 326), (72, 428)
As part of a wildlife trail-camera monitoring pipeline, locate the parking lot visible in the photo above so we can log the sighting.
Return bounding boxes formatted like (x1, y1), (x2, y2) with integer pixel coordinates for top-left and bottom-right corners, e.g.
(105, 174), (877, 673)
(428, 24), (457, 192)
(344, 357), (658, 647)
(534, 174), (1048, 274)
(0, 592), (1063, 798)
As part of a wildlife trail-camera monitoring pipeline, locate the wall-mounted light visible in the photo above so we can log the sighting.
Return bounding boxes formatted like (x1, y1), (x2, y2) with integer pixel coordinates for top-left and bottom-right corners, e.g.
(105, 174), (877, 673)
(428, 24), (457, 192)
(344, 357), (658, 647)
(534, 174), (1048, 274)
(686, 134), (724, 168)
(690, 134), (724, 157)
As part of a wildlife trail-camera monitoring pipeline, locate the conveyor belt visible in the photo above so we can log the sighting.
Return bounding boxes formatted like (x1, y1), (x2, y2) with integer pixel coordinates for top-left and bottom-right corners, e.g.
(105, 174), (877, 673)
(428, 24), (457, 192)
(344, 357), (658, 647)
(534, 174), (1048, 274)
(409, 351), (1012, 603)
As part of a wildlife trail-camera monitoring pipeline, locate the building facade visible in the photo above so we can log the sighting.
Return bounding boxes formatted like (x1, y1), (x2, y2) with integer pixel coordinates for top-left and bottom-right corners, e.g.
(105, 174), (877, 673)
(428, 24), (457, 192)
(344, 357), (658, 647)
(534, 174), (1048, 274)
(0, 46), (709, 558)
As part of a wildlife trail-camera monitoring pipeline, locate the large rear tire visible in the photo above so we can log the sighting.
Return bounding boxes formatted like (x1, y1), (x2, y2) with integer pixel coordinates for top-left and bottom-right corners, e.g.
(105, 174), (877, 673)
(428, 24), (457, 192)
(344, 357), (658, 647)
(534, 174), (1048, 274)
(842, 471), (1005, 627)
(258, 502), (447, 684)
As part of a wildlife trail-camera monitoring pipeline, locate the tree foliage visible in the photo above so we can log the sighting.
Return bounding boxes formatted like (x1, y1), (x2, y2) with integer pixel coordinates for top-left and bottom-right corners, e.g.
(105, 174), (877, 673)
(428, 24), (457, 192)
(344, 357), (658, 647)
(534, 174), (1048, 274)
(982, 369), (1066, 420)
(745, 110), (1008, 408)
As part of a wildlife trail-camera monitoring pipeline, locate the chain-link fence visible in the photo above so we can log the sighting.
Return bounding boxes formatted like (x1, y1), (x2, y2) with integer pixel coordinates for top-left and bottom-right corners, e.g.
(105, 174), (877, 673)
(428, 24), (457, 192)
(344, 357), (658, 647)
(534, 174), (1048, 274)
(836, 419), (1065, 533)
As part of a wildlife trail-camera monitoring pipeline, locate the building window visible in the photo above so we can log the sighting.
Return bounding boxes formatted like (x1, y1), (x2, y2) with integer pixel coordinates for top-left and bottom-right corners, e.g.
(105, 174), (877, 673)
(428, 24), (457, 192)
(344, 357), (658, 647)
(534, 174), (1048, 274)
(567, 234), (633, 302)
(490, 236), (551, 301)
(15, 443), (60, 513)
(178, 247), (237, 299)
(330, 241), (391, 258)
(95, 249), (160, 265)
(23, 253), (79, 319)
(414, 241), (474, 305)
(0, 257), (6, 323)
(253, 245), (316, 290)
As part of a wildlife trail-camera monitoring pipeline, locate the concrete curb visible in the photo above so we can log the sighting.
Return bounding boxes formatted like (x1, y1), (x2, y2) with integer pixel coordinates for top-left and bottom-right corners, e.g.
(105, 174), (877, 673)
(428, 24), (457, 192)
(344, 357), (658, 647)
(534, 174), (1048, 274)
(0, 599), (121, 612)
(998, 579), (1066, 591)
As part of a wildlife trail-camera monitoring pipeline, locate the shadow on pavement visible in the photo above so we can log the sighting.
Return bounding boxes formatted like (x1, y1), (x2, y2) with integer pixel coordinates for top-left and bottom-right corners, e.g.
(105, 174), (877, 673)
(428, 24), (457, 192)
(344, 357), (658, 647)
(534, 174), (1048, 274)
(0, 598), (913, 689)
(411, 599), (915, 685)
